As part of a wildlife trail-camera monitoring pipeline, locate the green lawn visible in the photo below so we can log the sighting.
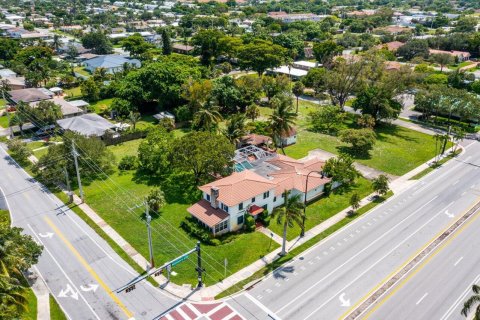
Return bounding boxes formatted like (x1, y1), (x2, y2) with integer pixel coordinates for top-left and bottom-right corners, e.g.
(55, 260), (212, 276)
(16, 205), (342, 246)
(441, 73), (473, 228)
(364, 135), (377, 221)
(73, 66), (91, 77)
(64, 86), (82, 99)
(0, 114), (9, 128)
(90, 98), (114, 114)
(49, 295), (68, 320)
(268, 177), (372, 241)
(283, 101), (443, 176)
(73, 140), (278, 286)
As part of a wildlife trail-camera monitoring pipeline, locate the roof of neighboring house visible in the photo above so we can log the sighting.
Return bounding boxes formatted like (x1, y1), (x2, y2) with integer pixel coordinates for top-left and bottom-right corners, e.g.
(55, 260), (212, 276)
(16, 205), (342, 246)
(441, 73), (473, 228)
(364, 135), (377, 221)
(199, 170), (277, 207)
(376, 41), (405, 51)
(172, 43), (195, 51)
(68, 100), (90, 108)
(0, 68), (17, 78)
(377, 26), (411, 34)
(385, 61), (402, 71)
(429, 49), (471, 57)
(187, 199), (229, 228)
(281, 128), (297, 138)
(241, 134), (272, 147)
(9, 88), (51, 104)
(57, 113), (115, 136)
(83, 55), (141, 70)
(266, 154), (331, 196)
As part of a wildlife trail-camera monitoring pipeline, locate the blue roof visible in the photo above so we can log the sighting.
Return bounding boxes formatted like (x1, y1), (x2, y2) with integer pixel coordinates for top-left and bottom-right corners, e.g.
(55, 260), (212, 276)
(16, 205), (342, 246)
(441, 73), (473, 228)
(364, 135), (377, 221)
(84, 54), (141, 69)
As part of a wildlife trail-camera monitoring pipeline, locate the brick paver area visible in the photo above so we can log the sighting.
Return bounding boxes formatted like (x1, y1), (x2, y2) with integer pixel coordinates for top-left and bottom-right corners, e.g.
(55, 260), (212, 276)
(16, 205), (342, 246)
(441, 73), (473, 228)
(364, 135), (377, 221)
(160, 302), (245, 320)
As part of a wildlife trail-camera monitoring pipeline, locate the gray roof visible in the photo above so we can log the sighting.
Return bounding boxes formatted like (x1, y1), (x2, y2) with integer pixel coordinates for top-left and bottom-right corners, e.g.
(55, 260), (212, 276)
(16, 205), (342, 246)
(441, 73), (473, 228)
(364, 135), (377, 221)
(69, 100), (89, 108)
(0, 69), (17, 78)
(83, 54), (141, 70)
(9, 88), (51, 104)
(57, 113), (115, 137)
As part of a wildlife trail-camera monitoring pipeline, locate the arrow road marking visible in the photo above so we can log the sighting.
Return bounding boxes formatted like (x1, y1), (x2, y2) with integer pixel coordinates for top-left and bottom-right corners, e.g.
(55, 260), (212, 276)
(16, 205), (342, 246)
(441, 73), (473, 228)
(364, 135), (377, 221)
(58, 284), (79, 300)
(80, 284), (99, 292)
(38, 232), (54, 238)
(445, 210), (454, 218)
(339, 293), (351, 307)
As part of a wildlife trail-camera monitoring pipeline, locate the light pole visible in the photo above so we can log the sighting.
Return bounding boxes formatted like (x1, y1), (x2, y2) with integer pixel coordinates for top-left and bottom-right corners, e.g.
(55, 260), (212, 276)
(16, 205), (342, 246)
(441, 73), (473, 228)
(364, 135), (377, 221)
(301, 170), (323, 237)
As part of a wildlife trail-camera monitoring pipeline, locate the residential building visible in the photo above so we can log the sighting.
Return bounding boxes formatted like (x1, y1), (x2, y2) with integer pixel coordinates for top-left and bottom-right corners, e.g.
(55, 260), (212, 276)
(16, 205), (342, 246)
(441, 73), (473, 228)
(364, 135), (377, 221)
(187, 147), (331, 235)
(268, 12), (327, 23)
(375, 41), (405, 52)
(83, 55), (141, 74)
(429, 49), (471, 62)
(57, 113), (116, 137)
(172, 43), (195, 55)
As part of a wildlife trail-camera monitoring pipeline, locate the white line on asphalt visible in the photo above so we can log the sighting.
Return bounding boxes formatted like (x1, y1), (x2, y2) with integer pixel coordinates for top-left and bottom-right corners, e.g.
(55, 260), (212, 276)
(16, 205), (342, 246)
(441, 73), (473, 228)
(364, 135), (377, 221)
(416, 293), (429, 305)
(452, 180), (460, 186)
(316, 256), (321, 260)
(308, 260), (314, 265)
(275, 196), (439, 315)
(462, 191), (467, 196)
(244, 293), (282, 320)
(299, 199), (450, 320)
(275, 283), (281, 287)
(323, 251), (328, 255)
(440, 274), (480, 320)
(454, 257), (464, 266)
(300, 266), (306, 271)
(27, 224), (101, 320)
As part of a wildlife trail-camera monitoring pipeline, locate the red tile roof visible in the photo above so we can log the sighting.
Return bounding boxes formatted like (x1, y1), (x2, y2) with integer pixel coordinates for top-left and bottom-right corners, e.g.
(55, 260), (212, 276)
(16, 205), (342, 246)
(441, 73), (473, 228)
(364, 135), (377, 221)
(199, 171), (276, 207)
(187, 199), (229, 228)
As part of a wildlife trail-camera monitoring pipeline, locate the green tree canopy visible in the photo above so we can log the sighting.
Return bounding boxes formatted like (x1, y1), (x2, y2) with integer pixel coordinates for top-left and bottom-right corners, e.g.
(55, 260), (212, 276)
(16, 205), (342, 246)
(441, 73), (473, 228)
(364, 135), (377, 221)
(81, 31), (113, 54)
(237, 39), (287, 76)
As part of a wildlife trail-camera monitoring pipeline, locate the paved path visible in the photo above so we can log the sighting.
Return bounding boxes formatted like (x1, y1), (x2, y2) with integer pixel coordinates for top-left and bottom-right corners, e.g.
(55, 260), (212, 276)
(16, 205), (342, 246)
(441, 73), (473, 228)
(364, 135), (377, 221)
(26, 269), (50, 320)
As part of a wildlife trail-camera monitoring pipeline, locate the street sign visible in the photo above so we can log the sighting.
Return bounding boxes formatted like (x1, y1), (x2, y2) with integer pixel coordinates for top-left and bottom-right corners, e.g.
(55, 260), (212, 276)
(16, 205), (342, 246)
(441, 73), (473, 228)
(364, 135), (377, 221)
(171, 255), (188, 266)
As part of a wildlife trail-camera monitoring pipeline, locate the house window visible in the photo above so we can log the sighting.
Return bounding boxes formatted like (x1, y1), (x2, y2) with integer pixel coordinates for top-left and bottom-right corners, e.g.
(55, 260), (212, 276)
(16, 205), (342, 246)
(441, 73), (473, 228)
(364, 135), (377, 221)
(251, 197), (256, 203)
(262, 204), (267, 210)
(206, 194), (210, 201)
(263, 191), (270, 199)
(214, 220), (228, 233)
(274, 196), (277, 202)
(221, 203), (229, 213)
(237, 215), (244, 225)
(239, 202), (243, 210)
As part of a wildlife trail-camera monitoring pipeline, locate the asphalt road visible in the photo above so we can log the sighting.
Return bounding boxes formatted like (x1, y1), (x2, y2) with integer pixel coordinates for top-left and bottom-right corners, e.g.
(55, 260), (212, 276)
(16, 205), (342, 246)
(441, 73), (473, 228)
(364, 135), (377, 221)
(359, 204), (480, 320)
(230, 139), (480, 320)
(0, 146), (179, 320)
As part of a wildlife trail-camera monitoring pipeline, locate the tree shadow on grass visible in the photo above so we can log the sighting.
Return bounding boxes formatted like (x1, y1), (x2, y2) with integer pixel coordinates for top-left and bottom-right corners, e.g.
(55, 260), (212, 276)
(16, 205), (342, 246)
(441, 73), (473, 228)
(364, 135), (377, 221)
(336, 146), (372, 160)
(375, 123), (419, 143)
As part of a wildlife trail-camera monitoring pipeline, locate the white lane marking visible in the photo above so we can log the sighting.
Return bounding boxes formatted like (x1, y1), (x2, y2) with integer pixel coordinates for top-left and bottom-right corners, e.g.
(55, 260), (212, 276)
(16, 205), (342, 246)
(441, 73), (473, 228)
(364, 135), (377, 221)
(416, 293), (429, 305)
(323, 251), (328, 255)
(461, 191), (467, 196)
(454, 257), (464, 266)
(58, 284), (79, 300)
(445, 210), (454, 218)
(452, 180), (460, 186)
(244, 293), (282, 320)
(276, 196), (438, 315)
(300, 266), (306, 271)
(27, 224), (101, 320)
(330, 246), (335, 251)
(308, 260), (314, 265)
(299, 198), (448, 320)
(80, 284), (99, 292)
(274, 282), (281, 287)
(316, 256), (321, 260)
(440, 274), (480, 320)
(265, 289), (272, 293)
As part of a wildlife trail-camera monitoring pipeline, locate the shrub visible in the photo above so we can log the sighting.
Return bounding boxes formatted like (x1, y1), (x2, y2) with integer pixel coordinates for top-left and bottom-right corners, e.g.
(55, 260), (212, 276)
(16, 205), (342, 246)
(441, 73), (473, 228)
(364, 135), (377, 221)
(146, 187), (165, 212)
(7, 138), (31, 163)
(244, 215), (256, 232)
(258, 210), (270, 227)
(118, 155), (138, 170)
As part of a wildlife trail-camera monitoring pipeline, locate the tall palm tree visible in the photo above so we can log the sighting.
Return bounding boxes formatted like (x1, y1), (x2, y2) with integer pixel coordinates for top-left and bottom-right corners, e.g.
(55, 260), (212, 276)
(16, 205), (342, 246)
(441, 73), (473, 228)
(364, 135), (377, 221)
(462, 285), (480, 319)
(52, 34), (61, 52)
(193, 106), (223, 132)
(272, 190), (305, 256)
(0, 262), (28, 318)
(269, 94), (297, 155)
(223, 113), (246, 147)
(128, 111), (141, 130)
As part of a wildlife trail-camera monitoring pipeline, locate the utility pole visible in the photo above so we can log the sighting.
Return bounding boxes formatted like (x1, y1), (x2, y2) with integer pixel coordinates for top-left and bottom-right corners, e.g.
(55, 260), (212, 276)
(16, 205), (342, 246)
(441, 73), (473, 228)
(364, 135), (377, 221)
(64, 167), (74, 204)
(196, 241), (204, 288)
(145, 201), (154, 270)
(71, 141), (84, 202)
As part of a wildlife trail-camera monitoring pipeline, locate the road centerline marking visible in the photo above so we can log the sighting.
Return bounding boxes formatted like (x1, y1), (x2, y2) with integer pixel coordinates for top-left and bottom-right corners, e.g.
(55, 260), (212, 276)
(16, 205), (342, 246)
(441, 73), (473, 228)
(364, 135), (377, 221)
(44, 216), (133, 318)
(453, 256), (463, 266)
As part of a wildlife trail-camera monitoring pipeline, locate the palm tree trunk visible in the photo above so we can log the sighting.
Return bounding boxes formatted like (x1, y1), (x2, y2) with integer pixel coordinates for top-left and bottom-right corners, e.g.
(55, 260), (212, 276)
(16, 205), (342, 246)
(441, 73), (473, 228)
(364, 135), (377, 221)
(281, 221), (287, 256)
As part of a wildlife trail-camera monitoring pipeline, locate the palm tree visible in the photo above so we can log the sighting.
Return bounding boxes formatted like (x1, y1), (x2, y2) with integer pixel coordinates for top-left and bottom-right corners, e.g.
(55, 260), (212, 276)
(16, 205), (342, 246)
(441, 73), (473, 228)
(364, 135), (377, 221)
(193, 106), (223, 132)
(292, 81), (305, 114)
(0, 262), (28, 318)
(52, 34), (61, 52)
(462, 284), (480, 319)
(269, 94), (297, 155)
(223, 113), (246, 147)
(93, 67), (108, 82)
(245, 103), (260, 122)
(128, 111), (141, 130)
(272, 190), (305, 256)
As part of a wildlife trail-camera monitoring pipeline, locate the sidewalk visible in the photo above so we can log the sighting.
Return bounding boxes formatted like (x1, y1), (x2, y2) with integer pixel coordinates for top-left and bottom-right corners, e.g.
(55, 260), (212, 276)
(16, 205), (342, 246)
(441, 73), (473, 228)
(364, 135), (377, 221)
(26, 269), (50, 320)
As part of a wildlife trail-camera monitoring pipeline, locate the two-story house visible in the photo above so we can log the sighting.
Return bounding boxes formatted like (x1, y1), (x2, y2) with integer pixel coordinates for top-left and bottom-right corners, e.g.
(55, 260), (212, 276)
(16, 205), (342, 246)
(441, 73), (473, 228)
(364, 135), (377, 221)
(187, 151), (331, 236)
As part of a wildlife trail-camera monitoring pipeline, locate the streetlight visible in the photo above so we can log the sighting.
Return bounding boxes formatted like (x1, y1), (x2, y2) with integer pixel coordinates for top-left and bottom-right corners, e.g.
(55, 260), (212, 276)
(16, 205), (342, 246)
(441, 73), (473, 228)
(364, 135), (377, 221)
(301, 170), (324, 237)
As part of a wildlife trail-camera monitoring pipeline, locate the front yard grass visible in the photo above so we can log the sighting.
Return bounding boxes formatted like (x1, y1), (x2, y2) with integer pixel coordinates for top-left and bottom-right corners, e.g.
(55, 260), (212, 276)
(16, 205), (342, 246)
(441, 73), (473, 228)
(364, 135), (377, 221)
(284, 100), (445, 176)
(0, 114), (9, 128)
(49, 295), (68, 320)
(73, 139), (279, 286)
(90, 98), (114, 114)
(268, 177), (372, 241)
(73, 66), (91, 77)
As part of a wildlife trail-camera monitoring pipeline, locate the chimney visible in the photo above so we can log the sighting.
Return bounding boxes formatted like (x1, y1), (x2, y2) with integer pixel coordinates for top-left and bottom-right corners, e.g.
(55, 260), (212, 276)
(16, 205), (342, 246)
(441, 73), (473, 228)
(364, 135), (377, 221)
(210, 187), (219, 209)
